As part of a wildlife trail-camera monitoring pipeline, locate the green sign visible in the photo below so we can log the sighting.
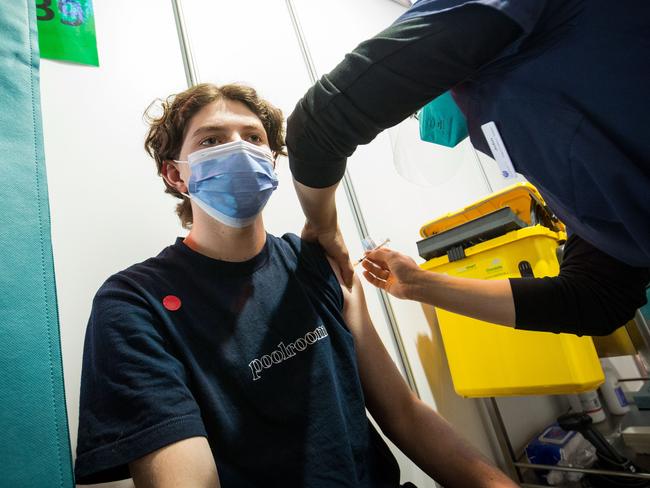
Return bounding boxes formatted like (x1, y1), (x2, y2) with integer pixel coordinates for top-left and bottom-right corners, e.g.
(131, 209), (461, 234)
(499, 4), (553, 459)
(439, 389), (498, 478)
(36, 0), (99, 66)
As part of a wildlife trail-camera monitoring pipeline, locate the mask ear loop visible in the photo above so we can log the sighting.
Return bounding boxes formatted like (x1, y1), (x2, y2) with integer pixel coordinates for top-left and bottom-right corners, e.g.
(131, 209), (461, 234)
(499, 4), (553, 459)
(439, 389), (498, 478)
(170, 159), (192, 199)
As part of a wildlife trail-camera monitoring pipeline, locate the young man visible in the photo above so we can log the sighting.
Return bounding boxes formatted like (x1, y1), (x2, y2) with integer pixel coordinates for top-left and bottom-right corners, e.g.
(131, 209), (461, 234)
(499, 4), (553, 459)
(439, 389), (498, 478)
(74, 83), (516, 488)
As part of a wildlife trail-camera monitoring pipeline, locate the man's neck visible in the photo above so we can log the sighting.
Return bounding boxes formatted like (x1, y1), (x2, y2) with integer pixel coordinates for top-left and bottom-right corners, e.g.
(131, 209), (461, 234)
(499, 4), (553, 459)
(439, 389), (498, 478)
(183, 208), (267, 262)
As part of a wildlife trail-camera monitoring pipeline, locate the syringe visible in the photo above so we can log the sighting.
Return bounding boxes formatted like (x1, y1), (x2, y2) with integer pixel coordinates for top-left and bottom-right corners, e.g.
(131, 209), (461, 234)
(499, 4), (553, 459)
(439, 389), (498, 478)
(354, 237), (391, 266)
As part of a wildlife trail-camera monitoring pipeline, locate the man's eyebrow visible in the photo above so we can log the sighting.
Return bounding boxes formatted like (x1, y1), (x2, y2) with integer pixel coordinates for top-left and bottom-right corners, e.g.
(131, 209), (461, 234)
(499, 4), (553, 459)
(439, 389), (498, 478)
(240, 123), (265, 132)
(191, 123), (265, 138)
(191, 125), (227, 138)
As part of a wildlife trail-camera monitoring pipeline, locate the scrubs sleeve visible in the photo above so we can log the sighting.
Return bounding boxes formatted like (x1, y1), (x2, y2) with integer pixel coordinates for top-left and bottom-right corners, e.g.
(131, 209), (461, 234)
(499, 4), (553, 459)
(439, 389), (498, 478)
(511, 234), (650, 336)
(286, 4), (522, 188)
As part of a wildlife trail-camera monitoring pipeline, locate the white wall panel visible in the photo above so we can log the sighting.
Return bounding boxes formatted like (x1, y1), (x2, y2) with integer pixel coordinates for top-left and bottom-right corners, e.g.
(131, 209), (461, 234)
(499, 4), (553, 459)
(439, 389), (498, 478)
(41, 1), (188, 486)
(180, 0), (312, 237)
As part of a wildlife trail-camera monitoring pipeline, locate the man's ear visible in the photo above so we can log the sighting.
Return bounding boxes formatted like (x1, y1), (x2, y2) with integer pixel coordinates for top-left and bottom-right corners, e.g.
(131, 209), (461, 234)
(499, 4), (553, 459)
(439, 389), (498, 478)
(161, 160), (187, 193)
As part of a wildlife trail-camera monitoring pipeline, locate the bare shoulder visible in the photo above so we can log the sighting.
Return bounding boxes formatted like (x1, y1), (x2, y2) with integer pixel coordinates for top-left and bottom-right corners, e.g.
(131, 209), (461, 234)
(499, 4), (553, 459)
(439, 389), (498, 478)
(326, 257), (360, 300)
(325, 256), (370, 338)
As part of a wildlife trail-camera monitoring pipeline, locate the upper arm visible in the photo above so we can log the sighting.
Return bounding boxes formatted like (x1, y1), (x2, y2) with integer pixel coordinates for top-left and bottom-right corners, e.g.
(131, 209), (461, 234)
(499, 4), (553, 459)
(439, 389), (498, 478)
(287, 5), (522, 188)
(327, 258), (417, 435)
(130, 437), (219, 488)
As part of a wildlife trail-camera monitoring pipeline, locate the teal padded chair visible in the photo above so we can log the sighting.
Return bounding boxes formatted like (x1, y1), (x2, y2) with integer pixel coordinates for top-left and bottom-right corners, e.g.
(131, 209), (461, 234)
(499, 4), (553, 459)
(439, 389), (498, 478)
(0, 1), (74, 486)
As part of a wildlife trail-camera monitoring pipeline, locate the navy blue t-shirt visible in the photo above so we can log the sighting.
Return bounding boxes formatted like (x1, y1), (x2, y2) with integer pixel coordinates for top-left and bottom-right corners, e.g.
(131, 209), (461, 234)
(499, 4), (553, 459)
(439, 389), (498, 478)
(75, 234), (401, 486)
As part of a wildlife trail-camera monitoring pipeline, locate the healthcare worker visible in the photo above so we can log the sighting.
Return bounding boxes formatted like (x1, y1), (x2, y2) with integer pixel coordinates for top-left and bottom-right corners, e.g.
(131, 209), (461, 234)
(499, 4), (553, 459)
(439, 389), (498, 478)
(286, 0), (650, 336)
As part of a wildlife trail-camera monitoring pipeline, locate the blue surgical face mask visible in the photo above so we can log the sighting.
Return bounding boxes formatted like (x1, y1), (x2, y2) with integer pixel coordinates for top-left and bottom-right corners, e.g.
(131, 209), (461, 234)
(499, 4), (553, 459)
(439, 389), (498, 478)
(175, 140), (279, 228)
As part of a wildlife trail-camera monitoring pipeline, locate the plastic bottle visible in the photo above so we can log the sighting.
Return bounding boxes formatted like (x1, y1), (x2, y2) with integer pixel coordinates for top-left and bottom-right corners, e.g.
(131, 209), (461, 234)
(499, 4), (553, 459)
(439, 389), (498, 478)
(600, 360), (630, 415)
(567, 394), (584, 413)
(578, 390), (606, 423)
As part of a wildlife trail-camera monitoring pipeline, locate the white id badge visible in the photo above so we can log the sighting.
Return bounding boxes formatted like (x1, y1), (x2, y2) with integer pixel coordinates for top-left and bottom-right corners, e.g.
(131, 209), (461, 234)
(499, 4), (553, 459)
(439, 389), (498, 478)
(481, 121), (517, 179)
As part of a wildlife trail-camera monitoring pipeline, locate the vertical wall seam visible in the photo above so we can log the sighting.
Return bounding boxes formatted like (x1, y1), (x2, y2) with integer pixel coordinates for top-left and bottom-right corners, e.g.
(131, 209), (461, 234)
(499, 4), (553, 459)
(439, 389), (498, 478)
(284, 0), (420, 397)
(171, 0), (198, 87)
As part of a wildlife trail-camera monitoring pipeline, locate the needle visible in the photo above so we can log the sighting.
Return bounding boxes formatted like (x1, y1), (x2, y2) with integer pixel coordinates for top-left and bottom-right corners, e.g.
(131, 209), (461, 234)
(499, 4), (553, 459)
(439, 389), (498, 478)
(354, 238), (391, 266)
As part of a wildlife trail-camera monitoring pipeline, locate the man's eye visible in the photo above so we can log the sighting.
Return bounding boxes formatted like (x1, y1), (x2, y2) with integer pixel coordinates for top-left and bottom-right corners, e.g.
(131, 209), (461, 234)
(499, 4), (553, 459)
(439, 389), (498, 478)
(248, 134), (263, 144)
(200, 137), (220, 147)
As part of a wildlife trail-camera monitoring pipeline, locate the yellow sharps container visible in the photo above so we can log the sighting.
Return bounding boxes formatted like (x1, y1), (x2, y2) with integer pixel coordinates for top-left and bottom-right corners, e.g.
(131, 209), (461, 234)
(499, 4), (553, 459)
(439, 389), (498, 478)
(418, 183), (604, 397)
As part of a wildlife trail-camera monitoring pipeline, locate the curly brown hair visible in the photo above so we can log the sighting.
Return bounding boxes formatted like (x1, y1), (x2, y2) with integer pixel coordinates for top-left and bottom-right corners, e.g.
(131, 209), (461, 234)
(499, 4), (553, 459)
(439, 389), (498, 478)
(144, 83), (286, 229)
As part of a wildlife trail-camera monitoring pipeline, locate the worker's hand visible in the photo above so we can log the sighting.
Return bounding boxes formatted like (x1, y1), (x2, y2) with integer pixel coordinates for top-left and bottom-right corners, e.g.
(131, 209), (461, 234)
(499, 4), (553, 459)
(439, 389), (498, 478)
(302, 221), (354, 288)
(362, 247), (422, 300)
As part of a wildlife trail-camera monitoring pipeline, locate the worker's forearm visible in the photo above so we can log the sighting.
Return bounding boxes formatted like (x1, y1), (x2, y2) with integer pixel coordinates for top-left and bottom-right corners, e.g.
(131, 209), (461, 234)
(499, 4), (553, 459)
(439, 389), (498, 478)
(510, 234), (650, 335)
(293, 179), (339, 231)
(407, 270), (516, 326)
(389, 399), (517, 487)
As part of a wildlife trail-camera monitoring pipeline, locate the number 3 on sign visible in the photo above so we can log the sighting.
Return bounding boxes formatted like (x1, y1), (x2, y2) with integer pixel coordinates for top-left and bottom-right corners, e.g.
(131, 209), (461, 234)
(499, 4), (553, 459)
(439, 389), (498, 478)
(36, 0), (54, 21)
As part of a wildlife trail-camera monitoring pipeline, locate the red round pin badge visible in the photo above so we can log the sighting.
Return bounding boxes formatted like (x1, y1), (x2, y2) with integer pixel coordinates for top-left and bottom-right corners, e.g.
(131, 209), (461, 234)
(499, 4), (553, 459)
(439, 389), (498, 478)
(162, 295), (182, 311)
